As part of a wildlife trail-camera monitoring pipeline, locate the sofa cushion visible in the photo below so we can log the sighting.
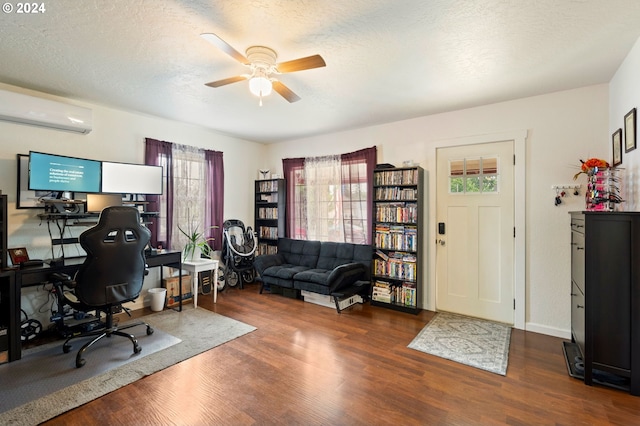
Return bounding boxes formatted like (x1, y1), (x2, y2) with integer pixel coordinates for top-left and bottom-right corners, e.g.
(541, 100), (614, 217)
(261, 263), (313, 289)
(317, 242), (353, 270)
(293, 268), (332, 285)
(265, 264), (312, 280)
(278, 238), (321, 267)
(316, 242), (372, 279)
(261, 274), (295, 289)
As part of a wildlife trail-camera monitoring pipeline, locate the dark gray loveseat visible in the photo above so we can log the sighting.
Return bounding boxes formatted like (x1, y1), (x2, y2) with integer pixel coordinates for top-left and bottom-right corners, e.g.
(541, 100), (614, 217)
(253, 238), (372, 308)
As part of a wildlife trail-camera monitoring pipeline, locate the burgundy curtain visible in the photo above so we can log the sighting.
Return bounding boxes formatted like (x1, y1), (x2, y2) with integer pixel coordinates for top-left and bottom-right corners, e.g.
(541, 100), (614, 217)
(341, 146), (377, 244)
(145, 138), (173, 249)
(205, 149), (224, 250)
(282, 157), (305, 238)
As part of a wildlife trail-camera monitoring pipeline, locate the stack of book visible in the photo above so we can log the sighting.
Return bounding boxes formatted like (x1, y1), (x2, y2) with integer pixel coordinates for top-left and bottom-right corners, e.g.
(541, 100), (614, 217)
(372, 281), (393, 303)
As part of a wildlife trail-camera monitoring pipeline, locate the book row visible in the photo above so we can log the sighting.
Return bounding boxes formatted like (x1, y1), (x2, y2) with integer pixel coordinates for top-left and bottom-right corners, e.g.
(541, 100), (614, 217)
(258, 193), (278, 203)
(374, 202), (418, 223)
(374, 224), (418, 251)
(372, 281), (417, 307)
(375, 187), (417, 201)
(258, 226), (278, 239)
(257, 243), (278, 256)
(257, 180), (279, 192)
(374, 169), (419, 186)
(373, 257), (417, 281)
(258, 207), (279, 219)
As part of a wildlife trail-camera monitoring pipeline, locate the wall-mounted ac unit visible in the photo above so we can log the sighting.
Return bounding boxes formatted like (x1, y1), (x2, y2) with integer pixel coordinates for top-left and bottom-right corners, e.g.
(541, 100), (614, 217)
(0, 89), (93, 134)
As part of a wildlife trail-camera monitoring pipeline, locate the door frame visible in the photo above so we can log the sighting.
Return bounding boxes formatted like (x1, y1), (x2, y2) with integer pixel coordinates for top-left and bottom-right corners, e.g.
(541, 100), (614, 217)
(426, 130), (527, 330)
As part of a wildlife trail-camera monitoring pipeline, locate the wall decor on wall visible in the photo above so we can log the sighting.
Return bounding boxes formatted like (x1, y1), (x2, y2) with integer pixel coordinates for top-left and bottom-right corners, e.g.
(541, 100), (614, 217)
(624, 107), (636, 153)
(612, 128), (623, 166)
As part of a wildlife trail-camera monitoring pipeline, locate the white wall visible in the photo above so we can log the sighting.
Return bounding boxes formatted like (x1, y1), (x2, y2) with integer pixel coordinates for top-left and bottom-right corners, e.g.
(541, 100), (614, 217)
(0, 83), (265, 323)
(265, 84), (610, 338)
(610, 37), (640, 210)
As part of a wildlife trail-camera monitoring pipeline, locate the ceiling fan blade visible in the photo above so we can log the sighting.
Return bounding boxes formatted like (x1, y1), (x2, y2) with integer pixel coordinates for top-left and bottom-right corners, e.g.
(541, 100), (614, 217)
(272, 81), (301, 103)
(205, 75), (248, 88)
(200, 33), (249, 64)
(276, 55), (326, 73)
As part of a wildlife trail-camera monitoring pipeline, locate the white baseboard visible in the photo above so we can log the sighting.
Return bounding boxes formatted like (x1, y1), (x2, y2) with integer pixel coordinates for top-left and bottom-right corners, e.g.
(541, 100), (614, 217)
(525, 322), (571, 339)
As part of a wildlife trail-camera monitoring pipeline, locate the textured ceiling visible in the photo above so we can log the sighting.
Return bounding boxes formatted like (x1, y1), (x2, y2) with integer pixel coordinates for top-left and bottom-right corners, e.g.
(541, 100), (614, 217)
(1, 0), (640, 143)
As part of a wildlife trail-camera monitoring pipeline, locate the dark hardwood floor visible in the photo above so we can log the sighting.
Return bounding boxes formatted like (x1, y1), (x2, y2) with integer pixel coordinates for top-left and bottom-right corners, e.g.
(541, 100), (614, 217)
(42, 283), (640, 425)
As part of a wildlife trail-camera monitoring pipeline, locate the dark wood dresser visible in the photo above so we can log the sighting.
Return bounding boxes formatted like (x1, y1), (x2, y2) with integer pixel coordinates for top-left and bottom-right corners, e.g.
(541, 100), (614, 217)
(570, 211), (640, 395)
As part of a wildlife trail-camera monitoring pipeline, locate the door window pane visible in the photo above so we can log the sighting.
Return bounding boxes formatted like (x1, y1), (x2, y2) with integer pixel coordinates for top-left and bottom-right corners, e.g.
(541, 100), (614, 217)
(466, 158), (480, 175)
(448, 157), (499, 194)
(482, 175), (498, 192)
(483, 157), (498, 174)
(450, 177), (464, 193)
(466, 176), (481, 193)
(450, 160), (464, 176)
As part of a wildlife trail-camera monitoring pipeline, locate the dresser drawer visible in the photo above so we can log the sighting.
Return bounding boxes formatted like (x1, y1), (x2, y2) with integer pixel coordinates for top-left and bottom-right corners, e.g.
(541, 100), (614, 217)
(570, 217), (585, 233)
(571, 281), (585, 353)
(570, 230), (585, 291)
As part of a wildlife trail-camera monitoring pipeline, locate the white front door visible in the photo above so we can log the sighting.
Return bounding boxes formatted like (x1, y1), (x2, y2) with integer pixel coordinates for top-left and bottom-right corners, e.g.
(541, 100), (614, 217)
(435, 140), (515, 324)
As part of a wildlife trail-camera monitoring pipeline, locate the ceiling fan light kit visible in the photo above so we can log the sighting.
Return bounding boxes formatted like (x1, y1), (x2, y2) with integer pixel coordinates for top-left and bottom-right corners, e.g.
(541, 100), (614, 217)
(201, 33), (326, 104)
(249, 76), (272, 97)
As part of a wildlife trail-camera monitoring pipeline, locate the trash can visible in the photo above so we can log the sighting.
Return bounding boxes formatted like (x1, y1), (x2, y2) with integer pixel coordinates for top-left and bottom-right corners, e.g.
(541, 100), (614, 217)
(148, 288), (167, 312)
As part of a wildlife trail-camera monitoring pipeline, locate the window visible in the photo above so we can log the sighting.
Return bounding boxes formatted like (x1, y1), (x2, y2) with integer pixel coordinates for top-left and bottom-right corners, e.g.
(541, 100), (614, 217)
(172, 144), (208, 251)
(283, 147), (376, 244)
(145, 138), (224, 251)
(449, 156), (499, 194)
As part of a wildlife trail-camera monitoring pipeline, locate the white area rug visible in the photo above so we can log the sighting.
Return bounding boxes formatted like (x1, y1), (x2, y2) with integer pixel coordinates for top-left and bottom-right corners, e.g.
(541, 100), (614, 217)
(408, 311), (511, 375)
(0, 307), (256, 425)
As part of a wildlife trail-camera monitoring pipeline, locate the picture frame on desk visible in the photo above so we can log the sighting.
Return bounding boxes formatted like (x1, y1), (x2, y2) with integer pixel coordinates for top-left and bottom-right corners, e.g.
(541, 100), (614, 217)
(8, 247), (29, 266)
(17, 154), (44, 209)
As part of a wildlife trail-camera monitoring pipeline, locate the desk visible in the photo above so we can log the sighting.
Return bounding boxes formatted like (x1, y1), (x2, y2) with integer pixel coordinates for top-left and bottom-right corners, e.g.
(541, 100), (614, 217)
(6, 250), (182, 362)
(181, 259), (219, 308)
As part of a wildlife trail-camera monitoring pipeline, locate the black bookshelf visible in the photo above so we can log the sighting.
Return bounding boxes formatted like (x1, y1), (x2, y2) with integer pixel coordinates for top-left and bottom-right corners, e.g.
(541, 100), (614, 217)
(371, 167), (423, 314)
(255, 179), (286, 255)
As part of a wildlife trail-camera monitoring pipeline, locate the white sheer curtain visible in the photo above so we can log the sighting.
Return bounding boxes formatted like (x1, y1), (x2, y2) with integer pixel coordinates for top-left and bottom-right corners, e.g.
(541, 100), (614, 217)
(304, 155), (343, 242)
(171, 144), (207, 250)
(285, 147), (375, 244)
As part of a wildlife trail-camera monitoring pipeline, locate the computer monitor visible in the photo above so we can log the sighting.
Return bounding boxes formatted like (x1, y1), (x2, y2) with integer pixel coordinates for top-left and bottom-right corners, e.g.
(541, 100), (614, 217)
(86, 193), (123, 213)
(101, 161), (163, 195)
(28, 151), (101, 193)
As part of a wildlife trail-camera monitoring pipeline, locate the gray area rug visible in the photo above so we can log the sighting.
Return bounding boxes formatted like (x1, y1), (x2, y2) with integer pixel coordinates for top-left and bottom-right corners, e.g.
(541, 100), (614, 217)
(408, 311), (511, 375)
(0, 307), (256, 426)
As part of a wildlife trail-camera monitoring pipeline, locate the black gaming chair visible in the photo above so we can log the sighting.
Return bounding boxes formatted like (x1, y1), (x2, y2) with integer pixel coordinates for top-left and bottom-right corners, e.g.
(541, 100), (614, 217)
(51, 206), (154, 368)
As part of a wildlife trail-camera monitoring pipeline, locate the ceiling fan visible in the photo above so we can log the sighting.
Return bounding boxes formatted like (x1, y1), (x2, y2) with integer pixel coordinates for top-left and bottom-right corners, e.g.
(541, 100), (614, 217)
(201, 33), (326, 105)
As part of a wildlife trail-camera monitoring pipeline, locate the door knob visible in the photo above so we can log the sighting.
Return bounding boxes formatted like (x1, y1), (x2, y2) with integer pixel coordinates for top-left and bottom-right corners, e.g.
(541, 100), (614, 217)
(437, 239), (445, 246)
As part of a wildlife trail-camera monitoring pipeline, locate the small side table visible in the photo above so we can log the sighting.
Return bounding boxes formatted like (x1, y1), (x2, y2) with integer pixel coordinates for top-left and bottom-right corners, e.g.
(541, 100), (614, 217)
(181, 259), (219, 308)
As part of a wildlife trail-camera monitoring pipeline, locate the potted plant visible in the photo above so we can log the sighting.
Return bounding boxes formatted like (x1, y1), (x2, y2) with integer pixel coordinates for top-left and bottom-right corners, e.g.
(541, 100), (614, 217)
(178, 217), (216, 261)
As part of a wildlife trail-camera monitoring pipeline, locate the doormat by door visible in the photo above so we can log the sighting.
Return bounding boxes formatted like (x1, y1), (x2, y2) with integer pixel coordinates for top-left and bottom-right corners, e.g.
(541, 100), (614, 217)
(408, 311), (511, 375)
